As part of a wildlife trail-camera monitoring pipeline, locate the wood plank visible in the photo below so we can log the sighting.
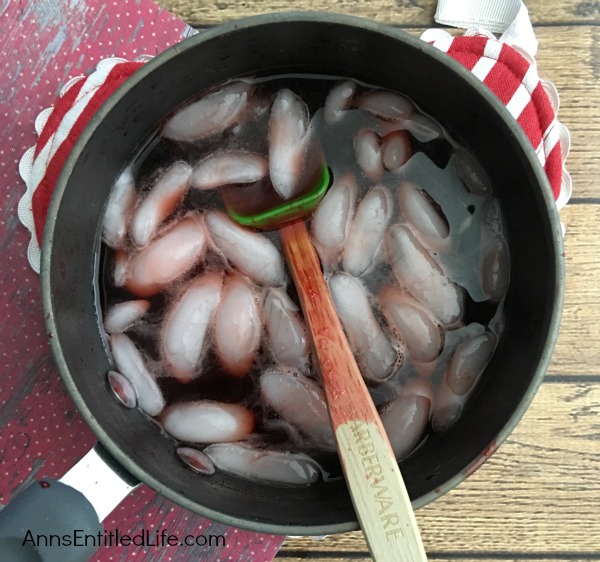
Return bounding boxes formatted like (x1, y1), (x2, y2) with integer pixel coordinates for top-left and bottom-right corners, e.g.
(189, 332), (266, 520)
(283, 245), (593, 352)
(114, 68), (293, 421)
(534, 27), (600, 201)
(277, 551), (596, 562)
(278, 382), (600, 558)
(549, 204), (600, 375)
(159, 0), (600, 27)
(277, 554), (596, 562)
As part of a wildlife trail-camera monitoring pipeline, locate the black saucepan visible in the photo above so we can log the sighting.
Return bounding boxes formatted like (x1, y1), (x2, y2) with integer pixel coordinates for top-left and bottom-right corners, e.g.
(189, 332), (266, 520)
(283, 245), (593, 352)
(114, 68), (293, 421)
(2, 11), (564, 556)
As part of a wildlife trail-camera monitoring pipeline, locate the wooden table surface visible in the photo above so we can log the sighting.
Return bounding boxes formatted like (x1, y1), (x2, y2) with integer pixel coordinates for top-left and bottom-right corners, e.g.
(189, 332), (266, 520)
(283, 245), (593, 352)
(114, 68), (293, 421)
(153, 1), (600, 561)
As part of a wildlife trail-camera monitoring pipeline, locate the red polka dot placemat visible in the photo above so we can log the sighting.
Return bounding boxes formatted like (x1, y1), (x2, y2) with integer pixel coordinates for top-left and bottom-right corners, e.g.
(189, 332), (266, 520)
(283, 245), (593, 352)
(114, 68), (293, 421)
(0, 1), (284, 560)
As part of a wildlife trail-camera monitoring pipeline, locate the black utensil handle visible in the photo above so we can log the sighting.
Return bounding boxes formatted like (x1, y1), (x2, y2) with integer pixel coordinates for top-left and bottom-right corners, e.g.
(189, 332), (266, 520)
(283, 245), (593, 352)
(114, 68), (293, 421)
(0, 444), (139, 562)
(0, 479), (102, 562)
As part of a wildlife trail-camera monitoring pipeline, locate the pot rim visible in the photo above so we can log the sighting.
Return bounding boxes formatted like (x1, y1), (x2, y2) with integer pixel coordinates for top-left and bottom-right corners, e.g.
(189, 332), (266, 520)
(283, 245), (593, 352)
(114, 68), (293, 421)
(40, 11), (565, 535)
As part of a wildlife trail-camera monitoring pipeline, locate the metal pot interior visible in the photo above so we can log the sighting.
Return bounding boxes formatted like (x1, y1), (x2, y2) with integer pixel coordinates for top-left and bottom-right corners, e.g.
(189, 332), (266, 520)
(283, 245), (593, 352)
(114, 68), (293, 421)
(41, 12), (564, 535)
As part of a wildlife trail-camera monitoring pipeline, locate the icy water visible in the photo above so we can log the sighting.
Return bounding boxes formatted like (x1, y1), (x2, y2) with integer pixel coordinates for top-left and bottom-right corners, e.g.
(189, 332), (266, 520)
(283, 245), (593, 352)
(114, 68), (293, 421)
(99, 73), (509, 486)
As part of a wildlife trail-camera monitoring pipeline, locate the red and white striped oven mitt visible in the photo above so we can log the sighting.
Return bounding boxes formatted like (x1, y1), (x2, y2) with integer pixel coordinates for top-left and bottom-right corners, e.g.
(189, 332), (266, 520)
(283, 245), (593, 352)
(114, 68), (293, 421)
(421, 0), (571, 208)
(18, 57), (149, 272)
(18, 0), (571, 274)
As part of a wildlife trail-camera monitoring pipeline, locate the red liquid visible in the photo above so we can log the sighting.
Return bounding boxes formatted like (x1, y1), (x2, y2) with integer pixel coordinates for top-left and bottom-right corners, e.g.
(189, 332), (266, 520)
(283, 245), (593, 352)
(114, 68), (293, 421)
(99, 74), (507, 477)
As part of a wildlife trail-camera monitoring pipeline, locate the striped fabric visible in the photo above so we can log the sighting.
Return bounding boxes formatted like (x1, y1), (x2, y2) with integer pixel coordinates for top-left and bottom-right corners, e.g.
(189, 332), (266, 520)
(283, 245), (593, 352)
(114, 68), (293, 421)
(19, 58), (143, 265)
(423, 31), (569, 206)
(19, 34), (569, 273)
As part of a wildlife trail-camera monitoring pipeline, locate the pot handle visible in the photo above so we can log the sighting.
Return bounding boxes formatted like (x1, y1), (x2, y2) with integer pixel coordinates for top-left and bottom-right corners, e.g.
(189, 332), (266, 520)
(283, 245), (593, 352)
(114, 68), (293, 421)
(0, 443), (139, 561)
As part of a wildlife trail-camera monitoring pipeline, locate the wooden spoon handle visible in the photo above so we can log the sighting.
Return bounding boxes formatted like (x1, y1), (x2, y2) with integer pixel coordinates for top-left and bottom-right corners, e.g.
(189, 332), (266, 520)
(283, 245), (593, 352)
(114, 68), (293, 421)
(280, 220), (428, 562)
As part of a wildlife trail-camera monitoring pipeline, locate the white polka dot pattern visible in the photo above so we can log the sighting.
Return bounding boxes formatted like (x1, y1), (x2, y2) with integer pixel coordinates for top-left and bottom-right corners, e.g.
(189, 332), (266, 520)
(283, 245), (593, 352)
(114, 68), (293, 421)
(1, 1), (284, 559)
